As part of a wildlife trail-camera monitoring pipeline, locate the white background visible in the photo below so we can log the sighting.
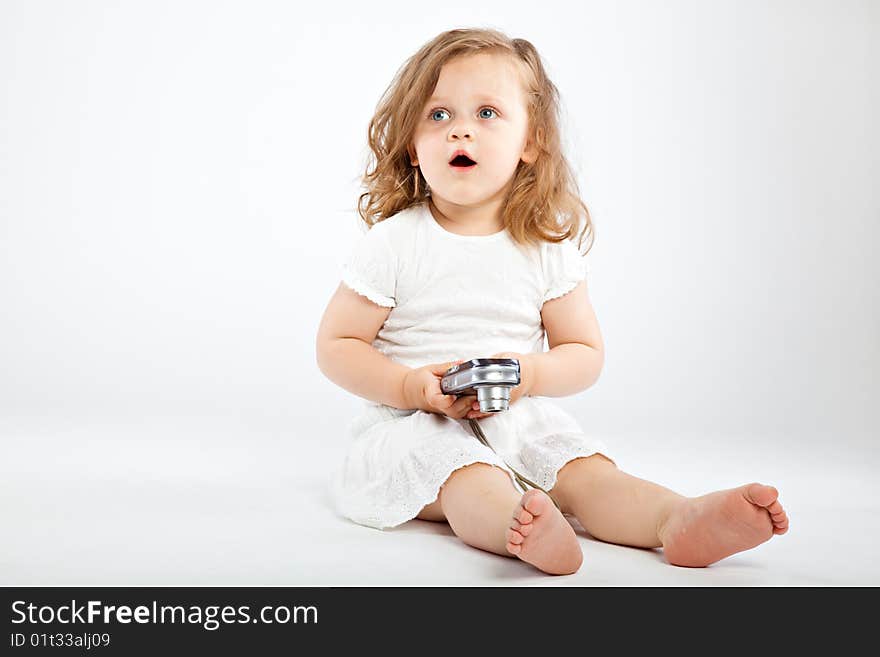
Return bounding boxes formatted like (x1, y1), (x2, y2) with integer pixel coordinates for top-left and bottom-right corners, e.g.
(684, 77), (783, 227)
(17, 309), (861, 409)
(2, 0), (878, 585)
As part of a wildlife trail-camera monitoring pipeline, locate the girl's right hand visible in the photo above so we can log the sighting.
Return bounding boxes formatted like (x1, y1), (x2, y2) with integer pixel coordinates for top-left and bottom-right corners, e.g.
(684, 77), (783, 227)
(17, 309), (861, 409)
(403, 359), (479, 419)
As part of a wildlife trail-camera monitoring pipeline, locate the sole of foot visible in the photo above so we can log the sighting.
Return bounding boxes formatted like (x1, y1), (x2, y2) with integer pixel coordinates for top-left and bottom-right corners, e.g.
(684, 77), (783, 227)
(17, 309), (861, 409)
(660, 482), (789, 567)
(505, 489), (583, 575)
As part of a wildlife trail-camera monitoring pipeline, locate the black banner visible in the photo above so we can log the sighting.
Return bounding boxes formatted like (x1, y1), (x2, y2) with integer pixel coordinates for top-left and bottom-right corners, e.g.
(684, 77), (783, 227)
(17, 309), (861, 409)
(0, 586), (867, 652)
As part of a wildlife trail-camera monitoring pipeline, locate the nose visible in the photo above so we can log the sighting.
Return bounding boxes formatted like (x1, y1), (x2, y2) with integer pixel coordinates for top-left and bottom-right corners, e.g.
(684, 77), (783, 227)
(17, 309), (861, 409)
(448, 119), (475, 140)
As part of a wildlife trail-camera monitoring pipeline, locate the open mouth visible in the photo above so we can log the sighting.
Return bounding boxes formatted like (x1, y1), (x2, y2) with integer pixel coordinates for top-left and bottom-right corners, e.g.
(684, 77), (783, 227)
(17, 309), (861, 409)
(449, 154), (477, 168)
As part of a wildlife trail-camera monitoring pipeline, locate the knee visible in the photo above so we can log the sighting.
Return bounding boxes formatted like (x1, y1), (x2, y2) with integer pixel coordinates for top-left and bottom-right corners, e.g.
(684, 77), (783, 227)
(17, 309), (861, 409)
(560, 453), (616, 480)
(443, 462), (510, 487)
(439, 462), (517, 503)
(416, 496), (445, 522)
(550, 453), (616, 512)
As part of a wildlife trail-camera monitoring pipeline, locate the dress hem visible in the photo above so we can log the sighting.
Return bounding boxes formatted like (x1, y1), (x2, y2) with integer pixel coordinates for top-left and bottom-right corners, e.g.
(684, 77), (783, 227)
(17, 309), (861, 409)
(338, 456), (522, 531)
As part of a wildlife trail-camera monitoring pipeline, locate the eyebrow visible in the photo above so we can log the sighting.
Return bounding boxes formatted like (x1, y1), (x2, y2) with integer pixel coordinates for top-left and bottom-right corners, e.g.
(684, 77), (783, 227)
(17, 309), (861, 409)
(427, 95), (505, 105)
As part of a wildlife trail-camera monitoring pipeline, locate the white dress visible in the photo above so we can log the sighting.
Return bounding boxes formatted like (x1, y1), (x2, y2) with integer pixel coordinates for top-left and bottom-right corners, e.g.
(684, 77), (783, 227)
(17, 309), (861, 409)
(330, 202), (613, 530)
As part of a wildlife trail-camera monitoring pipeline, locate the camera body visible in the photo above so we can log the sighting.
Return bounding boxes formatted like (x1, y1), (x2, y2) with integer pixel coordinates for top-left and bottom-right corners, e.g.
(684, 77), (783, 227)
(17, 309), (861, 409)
(440, 358), (521, 413)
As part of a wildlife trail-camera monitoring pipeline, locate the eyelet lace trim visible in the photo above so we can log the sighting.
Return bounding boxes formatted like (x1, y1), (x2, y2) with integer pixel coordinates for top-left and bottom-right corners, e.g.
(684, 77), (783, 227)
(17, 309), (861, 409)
(519, 432), (613, 492)
(334, 404), (613, 530)
(333, 435), (518, 531)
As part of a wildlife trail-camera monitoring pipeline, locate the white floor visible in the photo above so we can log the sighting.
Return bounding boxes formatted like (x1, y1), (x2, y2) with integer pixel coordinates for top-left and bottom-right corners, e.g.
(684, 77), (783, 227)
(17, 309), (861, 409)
(2, 414), (877, 587)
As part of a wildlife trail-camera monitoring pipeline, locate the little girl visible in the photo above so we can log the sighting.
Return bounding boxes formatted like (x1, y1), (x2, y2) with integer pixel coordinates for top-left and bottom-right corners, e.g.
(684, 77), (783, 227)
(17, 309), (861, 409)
(316, 27), (789, 575)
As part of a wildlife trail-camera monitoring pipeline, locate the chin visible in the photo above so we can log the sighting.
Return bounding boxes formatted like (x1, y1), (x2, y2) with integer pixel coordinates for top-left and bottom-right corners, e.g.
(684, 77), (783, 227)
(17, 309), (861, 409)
(434, 187), (499, 206)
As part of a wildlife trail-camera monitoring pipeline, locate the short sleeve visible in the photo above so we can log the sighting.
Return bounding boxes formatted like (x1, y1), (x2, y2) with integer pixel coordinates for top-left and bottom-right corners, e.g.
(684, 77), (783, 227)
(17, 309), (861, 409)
(542, 239), (588, 304)
(341, 223), (397, 308)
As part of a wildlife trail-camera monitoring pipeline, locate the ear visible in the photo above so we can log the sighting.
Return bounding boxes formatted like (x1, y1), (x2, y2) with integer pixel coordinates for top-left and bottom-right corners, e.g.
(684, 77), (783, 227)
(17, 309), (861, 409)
(407, 144), (419, 167)
(521, 128), (541, 164)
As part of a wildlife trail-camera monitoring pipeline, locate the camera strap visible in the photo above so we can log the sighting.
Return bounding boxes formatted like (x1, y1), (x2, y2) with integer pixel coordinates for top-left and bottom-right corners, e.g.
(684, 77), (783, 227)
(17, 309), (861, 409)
(466, 418), (562, 512)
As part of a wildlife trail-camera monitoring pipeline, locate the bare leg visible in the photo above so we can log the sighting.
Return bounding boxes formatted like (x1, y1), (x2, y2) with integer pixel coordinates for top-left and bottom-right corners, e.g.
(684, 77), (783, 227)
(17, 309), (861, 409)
(436, 462), (522, 556)
(548, 454), (683, 548)
(548, 455), (789, 567)
(436, 463), (583, 575)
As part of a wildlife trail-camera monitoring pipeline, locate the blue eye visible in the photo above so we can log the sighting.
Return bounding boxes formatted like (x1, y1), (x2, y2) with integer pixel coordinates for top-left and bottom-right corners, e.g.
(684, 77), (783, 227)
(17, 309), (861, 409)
(428, 107), (499, 121)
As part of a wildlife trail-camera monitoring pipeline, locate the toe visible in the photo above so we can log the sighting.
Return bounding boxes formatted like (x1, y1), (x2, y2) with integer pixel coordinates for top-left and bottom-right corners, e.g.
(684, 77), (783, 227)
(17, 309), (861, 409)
(744, 483), (778, 508)
(770, 509), (787, 522)
(772, 514), (789, 532)
(521, 489), (550, 517)
(506, 527), (524, 545)
(765, 499), (785, 516)
(511, 519), (531, 536)
(514, 506), (534, 525)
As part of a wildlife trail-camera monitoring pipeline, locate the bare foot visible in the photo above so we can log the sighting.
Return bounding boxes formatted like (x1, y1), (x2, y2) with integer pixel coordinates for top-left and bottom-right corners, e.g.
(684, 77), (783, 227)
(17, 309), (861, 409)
(505, 489), (583, 575)
(659, 483), (789, 567)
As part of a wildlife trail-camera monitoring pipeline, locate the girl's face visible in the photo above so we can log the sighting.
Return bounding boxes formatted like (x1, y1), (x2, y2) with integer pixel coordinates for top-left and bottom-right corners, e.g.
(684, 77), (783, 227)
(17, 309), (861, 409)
(409, 53), (537, 207)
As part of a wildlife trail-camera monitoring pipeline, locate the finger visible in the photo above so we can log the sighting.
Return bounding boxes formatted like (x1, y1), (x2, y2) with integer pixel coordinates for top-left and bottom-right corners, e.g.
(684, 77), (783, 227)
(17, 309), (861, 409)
(430, 359), (465, 376)
(448, 396), (481, 419)
(466, 397), (506, 418)
(462, 400), (487, 419)
(428, 390), (456, 409)
(445, 394), (477, 418)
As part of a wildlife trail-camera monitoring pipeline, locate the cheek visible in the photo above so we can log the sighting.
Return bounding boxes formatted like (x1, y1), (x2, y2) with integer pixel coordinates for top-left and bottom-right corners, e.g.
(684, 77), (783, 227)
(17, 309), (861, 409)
(414, 135), (443, 162)
(484, 132), (524, 163)
(484, 146), (524, 176)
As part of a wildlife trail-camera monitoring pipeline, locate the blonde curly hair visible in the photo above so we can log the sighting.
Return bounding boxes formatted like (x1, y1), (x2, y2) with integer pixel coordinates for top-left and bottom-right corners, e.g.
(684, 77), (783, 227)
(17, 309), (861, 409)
(357, 27), (594, 255)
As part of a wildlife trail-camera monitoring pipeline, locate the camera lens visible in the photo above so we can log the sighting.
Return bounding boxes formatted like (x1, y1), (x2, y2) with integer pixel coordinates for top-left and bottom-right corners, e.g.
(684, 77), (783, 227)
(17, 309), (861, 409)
(476, 385), (510, 413)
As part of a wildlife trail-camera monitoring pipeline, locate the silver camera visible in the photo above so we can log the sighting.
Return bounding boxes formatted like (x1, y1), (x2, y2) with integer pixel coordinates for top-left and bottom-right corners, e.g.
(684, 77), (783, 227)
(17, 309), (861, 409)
(440, 358), (521, 413)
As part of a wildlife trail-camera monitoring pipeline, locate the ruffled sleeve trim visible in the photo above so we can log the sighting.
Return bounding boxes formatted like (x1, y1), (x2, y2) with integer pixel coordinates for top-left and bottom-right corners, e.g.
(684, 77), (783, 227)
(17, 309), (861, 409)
(341, 221), (398, 308)
(341, 270), (397, 308)
(543, 275), (584, 303)
(541, 239), (589, 304)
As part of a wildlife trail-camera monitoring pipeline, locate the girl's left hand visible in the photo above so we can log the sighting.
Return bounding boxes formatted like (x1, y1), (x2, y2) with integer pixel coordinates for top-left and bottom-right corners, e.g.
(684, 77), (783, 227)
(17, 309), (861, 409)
(465, 351), (535, 420)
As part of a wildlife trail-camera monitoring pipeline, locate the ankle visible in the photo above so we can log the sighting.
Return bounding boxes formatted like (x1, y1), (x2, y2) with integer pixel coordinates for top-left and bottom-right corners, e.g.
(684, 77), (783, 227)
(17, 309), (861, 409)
(655, 496), (687, 545)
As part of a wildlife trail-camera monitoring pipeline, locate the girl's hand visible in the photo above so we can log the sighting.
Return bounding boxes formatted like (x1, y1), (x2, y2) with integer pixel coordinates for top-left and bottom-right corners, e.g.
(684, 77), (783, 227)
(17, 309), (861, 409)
(466, 352), (535, 420)
(402, 359), (480, 419)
